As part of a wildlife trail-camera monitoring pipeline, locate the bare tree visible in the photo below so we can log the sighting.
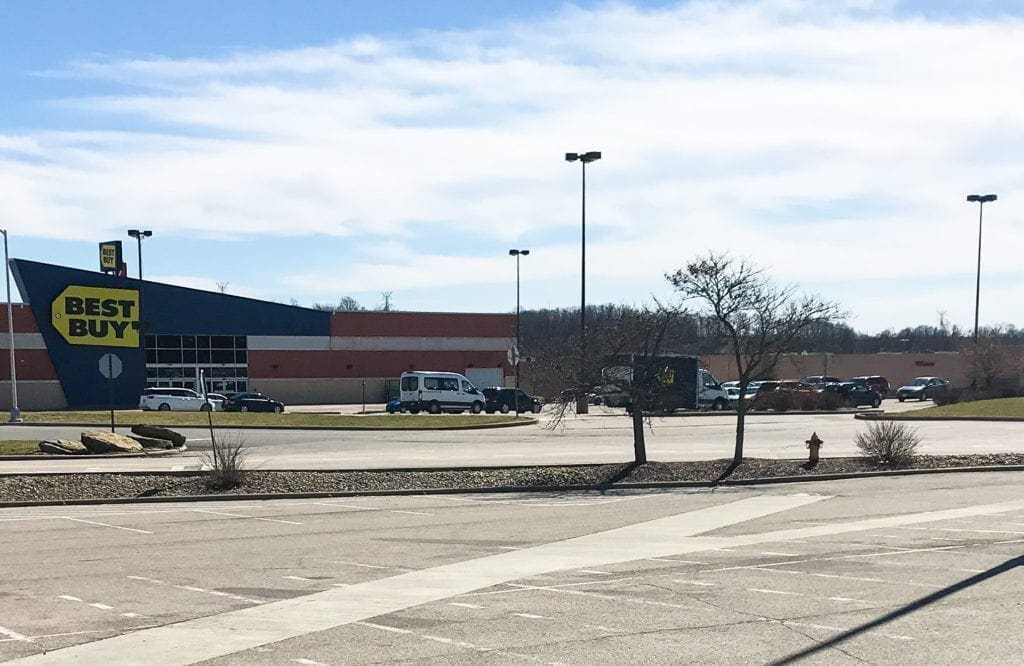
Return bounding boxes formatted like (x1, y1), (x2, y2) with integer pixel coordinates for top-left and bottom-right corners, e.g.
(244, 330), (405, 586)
(312, 297), (365, 312)
(667, 252), (844, 476)
(535, 303), (682, 465)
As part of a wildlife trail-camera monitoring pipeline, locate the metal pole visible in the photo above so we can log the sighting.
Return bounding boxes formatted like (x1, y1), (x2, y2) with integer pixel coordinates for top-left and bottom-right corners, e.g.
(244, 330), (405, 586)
(515, 253), (521, 417)
(3, 230), (21, 422)
(361, 379), (366, 414)
(973, 201), (984, 345)
(108, 355), (115, 433)
(578, 160), (588, 414)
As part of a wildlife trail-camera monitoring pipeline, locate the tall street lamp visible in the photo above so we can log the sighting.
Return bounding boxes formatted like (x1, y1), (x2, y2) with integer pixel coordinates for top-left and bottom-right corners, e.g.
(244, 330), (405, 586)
(1, 230), (21, 422)
(509, 249), (530, 416)
(565, 150), (601, 414)
(966, 194), (997, 344)
(127, 230), (152, 368)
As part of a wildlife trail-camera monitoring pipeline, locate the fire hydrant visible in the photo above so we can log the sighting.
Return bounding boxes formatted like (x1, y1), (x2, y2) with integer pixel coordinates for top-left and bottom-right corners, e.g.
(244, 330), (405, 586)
(806, 432), (823, 465)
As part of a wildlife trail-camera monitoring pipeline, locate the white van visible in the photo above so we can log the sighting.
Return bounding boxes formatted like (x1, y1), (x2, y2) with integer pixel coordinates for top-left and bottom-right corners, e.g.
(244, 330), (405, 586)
(399, 371), (486, 414)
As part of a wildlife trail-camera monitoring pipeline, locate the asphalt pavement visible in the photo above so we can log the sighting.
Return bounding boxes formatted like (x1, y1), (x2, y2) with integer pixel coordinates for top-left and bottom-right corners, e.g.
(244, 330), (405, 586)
(1, 472), (1022, 664)
(1, 399), (1022, 473)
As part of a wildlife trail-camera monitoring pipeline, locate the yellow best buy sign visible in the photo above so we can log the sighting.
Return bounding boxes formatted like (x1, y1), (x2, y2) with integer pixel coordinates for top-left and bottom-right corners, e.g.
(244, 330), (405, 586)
(51, 286), (140, 347)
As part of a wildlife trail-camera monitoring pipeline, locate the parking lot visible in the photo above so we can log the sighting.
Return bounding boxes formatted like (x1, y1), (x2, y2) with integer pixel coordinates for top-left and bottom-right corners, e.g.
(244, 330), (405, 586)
(1, 472), (1022, 664)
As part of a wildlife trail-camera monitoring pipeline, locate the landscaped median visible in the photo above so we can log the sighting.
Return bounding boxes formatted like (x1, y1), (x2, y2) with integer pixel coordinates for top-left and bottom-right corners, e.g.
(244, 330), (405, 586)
(2, 455), (1023, 506)
(10, 411), (531, 430)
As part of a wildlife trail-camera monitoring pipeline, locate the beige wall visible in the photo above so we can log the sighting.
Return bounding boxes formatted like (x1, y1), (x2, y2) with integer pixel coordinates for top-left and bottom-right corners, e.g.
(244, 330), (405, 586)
(0, 380), (68, 410)
(252, 378), (391, 405)
(701, 352), (972, 388)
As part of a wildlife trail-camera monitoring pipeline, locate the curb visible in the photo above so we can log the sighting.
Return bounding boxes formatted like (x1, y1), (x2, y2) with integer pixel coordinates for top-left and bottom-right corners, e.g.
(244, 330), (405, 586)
(0, 446), (188, 462)
(4, 418), (536, 432)
(856, 413), (1024, 422)
(1, 463), (1022, 508)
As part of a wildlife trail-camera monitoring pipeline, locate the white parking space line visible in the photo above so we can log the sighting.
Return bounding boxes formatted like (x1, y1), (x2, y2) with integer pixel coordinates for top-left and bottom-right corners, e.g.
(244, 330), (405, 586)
(127, 575), (265, 605)
(701, 543), (968, 573)
(776, 620), (913, 642)
(192, 509), (302, 526)
(448, 602), (484, 609)
(355, 621), (559, 664)
(647, 558), (708, 565)
(290, 659), (328, 666)
(88, 603), (114, 610)
(750, 566), (943, 589)
(56, 595), (82, 602)
(578, 570), (612, 575)
(329, 560), (413, 572)
(0, 625), (31, 642)
(63, 517), (153, 534)
(283, 576), (313, 582)
(514, 613), (551, 620)
(673, 580), (716, 586)
(759, 552), (798, 556)
(309, 502), (433, 517)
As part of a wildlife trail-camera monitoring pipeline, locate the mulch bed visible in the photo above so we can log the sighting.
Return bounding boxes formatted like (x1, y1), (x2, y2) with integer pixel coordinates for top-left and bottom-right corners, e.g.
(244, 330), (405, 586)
(2, 453), (1023, 504)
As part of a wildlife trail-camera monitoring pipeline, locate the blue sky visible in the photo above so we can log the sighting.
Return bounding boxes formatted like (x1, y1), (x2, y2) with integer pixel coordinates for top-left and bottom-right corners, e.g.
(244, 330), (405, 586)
(2, 0), (1023, 332)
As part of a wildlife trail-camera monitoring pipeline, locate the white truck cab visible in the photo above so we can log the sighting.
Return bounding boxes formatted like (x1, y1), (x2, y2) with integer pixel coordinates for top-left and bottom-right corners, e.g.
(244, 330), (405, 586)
(399, 371), (486, 414)
(697, 369), (730, 410)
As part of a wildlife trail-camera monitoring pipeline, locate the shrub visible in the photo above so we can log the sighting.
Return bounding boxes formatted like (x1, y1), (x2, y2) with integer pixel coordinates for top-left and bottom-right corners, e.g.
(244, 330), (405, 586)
(855, 421), (920, 467)
(202, 433), (249, 490)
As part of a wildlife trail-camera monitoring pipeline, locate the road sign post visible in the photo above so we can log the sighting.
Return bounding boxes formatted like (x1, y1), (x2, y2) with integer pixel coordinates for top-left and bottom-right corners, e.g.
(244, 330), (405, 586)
(98, 353), (122, 433)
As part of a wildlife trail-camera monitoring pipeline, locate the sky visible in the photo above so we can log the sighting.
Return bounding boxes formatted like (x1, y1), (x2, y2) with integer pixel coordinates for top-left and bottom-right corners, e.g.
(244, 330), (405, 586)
(1, 0), (1023, 333)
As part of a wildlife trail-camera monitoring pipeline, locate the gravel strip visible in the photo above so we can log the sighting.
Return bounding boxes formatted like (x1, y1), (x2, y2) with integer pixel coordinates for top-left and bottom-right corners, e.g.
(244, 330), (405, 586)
(2, 454), (1024, 503)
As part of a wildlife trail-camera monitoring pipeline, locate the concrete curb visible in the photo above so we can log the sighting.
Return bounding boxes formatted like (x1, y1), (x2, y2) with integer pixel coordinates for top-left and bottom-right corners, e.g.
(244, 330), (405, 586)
(1, 463), (1022, 508)
(4, 418), (536, 432)
(0, 446), (187, 462)
(856, 413), (1024, 422)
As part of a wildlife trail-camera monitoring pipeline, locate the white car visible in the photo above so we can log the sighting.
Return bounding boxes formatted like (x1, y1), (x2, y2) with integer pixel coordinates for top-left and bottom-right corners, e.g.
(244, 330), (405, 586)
(139, 387), (222, 412)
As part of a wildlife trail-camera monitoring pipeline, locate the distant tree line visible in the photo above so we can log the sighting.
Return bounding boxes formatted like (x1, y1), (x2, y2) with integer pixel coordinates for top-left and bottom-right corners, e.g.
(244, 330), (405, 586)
(519, 306), (1024, 356)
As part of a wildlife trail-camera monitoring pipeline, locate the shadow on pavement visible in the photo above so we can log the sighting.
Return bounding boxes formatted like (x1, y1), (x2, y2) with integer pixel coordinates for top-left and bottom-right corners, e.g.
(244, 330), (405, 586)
(770, 554), (1023, 664)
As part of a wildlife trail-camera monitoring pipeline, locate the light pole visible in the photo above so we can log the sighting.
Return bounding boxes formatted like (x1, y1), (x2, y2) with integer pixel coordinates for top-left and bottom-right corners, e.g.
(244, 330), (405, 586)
(1, 230), (21, 422)
(128, 226), (151, 383)
(565, 150), (601, 414)
(966, 194), (997, 344)
(509, 249), (529, 416)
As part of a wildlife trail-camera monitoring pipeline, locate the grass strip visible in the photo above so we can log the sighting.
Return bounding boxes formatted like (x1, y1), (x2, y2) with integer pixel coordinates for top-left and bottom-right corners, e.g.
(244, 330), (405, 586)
(0, 441), (43, 455)
(18, 410), (524, 429)
(901, 397), (1024, 419)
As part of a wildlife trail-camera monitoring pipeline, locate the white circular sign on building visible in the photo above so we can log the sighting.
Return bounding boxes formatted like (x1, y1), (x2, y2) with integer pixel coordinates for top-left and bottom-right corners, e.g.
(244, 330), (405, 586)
(98, 353), (122, 379)
(506, 345), (521, 366)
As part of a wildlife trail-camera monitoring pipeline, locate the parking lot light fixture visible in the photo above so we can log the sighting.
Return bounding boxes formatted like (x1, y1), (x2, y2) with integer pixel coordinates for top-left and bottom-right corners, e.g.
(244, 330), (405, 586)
(965, 194), (997, 344)
(565, 150), (601, 414)
(127, 229), (152, 355)
(1, 229), (21, 422)
(509, 249), (530, 416)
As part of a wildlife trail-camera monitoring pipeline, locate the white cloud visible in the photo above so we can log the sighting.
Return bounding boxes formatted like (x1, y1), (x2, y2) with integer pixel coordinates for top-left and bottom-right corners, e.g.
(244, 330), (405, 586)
(2, 0), (1023, 331)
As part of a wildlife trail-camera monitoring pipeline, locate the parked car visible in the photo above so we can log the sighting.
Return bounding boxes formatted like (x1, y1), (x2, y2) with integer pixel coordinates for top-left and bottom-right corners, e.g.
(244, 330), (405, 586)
(386, 398), (404, 414)
(222, 392), (285, 413)
(589, 384), (629, 407)
(825, 382), (882, 408)
(139, 387), (221, 412)
(896, 377), (951, 402)
(849, 376), (890, 398)
(482, 387), (543, 414)
(776, 380), (816, 392)
(802, 375), (841, 388)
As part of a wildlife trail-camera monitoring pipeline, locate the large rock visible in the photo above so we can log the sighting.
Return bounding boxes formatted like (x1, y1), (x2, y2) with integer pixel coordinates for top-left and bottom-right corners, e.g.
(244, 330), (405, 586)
(80, 431), (144, 454)
(128, 435), (173, 450)
(39, 439), (88, 455)
(130, 424), (186, 447)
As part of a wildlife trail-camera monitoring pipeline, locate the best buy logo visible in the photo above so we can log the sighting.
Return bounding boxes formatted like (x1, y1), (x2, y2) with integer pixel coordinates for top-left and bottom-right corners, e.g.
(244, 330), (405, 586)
(51, 285), (140, 347)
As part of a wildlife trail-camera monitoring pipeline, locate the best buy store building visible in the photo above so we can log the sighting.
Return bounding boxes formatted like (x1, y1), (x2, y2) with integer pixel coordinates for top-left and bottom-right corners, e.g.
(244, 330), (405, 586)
(1, 259), (515, 410)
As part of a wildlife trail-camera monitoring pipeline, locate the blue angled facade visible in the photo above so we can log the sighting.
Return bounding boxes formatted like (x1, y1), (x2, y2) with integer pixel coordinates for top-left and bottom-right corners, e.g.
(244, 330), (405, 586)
(11, 259), (330, 409)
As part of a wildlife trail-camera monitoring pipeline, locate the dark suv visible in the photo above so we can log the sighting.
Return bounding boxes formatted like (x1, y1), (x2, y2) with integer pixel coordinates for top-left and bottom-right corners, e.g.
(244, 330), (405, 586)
(482, 387), (542, 414)
(850, 375), (890, 398)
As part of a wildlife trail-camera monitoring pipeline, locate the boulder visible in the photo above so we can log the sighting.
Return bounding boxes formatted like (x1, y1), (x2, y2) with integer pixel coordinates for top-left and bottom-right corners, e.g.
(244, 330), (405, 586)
(39, 439), (88, 455)
(128, 435), (173, 450)
(130, 424), (187, 447)
(80, 430), (144, 454)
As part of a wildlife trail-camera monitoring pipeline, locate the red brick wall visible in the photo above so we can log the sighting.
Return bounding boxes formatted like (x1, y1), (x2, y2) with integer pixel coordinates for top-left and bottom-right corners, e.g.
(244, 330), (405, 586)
(0, 350), (59, 380)
(331, 311), (513, 338)
(0, 304), (40, 332)
(249, 350), (510, 379)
